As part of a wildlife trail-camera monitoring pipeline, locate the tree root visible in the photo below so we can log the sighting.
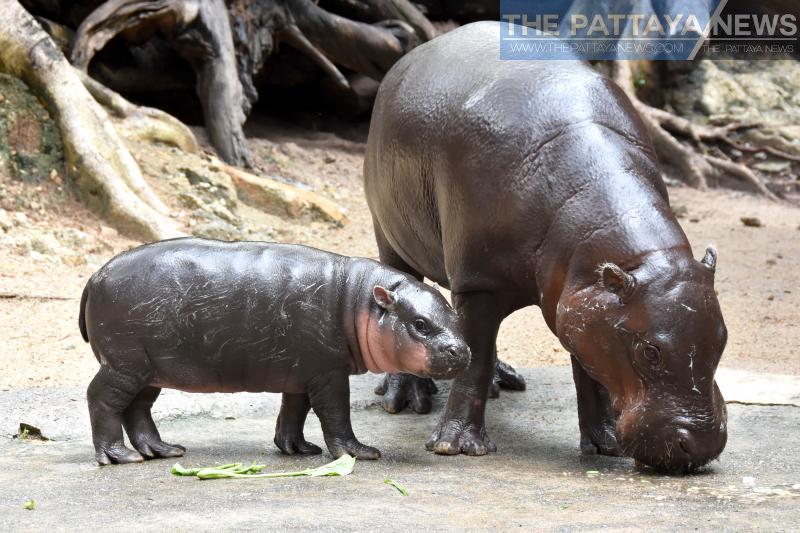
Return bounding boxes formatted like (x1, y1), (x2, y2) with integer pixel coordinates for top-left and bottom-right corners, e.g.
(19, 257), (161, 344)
(610, 61), (779, 200)
(0, 2), (185, 241)
(76, 68), (200, 154)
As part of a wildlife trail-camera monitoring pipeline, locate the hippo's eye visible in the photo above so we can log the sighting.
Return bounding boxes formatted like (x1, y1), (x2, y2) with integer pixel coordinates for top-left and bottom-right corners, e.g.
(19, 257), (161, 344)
(642, 344), (661, 366)
(413, 318), (430, 335)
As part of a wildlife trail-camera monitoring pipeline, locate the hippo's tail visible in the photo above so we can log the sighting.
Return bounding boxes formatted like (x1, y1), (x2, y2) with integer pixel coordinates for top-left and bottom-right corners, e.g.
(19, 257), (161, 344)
(79, 282), (89, 343)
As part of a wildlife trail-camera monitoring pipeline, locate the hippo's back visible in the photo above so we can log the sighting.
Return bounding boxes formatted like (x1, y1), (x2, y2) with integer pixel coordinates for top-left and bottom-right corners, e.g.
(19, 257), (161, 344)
(365, 21), (664, 297)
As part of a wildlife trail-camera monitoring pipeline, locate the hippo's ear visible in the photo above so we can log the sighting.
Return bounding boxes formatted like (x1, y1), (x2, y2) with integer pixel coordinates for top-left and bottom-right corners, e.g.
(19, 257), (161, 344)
(599, 263), (636, 300)
(700, 245), (717, 273)
(373, 285), (397, 310)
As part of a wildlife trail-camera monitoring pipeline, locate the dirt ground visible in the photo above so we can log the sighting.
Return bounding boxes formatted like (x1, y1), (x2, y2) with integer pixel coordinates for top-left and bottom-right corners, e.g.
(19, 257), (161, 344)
(1, 117), (799, 391)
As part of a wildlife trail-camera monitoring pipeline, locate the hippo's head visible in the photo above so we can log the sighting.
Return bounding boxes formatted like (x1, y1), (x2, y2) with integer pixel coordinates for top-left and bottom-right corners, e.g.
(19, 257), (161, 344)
(358, 281), (471, 380)
(557, 247), (727, 473)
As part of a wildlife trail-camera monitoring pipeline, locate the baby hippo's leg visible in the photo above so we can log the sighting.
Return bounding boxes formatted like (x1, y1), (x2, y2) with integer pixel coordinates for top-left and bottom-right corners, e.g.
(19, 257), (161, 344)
(308, 370), (380, 460)
(274, 393), (322, 455)
(123, 386), (186, 459)
(87, 364), (149, 465)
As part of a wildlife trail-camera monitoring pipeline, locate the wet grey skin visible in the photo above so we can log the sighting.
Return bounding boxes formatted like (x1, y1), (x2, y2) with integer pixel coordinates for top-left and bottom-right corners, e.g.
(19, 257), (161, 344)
(79, 238), (470, 465)
(364, 21), (727, 472)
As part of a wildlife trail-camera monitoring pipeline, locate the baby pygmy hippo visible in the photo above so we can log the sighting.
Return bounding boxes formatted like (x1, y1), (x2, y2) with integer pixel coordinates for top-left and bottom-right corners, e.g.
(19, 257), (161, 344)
(79, 238), (470, 465)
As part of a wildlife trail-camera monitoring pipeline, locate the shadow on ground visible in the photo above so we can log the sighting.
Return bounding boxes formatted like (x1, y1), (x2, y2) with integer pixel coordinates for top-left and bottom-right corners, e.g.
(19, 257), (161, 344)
(1, 367), (798, 531)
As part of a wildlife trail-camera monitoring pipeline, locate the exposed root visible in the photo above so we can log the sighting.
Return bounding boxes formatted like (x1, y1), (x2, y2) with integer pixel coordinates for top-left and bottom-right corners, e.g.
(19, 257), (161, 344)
(611, 61), (779, 199)
(0, 2), (185, 241)
(76, 68), (199, 154)
(70, 0), (197, 71)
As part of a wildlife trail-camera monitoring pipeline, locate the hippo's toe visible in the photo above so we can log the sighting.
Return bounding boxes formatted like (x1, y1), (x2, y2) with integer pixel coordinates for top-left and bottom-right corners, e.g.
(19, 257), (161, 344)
(133, 439), (186, 459)
(274, 433), (323, 456)
(96, 443), (145, 466)
(579, 430), (622, 457)
(426, 420), (496, 456)
(328, 439), (381, 460)
(375, 374), (438, 414)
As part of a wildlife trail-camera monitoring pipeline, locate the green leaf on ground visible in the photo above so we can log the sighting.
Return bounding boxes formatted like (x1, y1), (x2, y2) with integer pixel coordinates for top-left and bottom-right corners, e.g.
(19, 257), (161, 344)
(23, 499), (35, 510)
(170, 454), (355, 480)
(384, 478), (409, 496)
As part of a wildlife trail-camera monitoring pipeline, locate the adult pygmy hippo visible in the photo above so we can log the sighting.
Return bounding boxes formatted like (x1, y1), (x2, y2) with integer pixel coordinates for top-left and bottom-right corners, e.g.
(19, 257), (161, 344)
(79, 238), (470, 465)
(364, 21), (727, 473)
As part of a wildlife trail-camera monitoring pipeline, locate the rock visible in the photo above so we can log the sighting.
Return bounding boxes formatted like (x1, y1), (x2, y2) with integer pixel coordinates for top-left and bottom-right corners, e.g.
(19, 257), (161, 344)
(54, 228), (91, 249)
(224, 164), (348, 226)
(753, 160), (791, 173)
(0, 208), (11, 232)
(741, 217), (763, 228)
(666, 60), (800, 158)
(192, 219), (241, 241)
(0, 74), (64, 182)
(29, 233), (61, 255)
(180, 168), (238, 210)
(671, 204), (689, 218)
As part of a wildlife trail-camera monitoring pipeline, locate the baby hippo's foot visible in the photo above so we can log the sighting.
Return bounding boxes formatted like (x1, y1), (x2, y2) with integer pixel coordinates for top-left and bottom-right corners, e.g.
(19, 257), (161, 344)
(426, 419), (496, 456)
(95, 442), (145, 465)
(274, 432), (322, 456)
(131, 437), (186, 460)
(327, 438), (381, 460)
(489, 359), (527, 399)
(374, 373), (438, 414)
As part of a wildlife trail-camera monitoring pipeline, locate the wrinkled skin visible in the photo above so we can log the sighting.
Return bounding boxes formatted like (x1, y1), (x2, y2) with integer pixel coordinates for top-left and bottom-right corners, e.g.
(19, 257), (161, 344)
(79, 238), (470, 465)
(364, 22), (727, 472)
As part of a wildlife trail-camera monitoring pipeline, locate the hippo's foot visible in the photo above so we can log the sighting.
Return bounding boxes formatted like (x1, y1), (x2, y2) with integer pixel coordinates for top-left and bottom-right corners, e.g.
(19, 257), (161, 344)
(579, 429), (622, 457)
(274, 433), (323, 456)
(570, 354), (622, 457)
(123, 386), (185, 460)
(274, 392), (322, 455)
(327, 438), (381, 460)
(374, 373), (438, 414)
(426, 419), (496, 456)
(95, 442), (145, 465)
(131, 438), (186, 460)
(489, 359), (527, 399)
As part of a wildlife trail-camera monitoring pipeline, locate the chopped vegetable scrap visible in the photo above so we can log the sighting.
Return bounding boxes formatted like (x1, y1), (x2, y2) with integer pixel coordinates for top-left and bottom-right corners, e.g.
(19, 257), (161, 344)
(171, 454), (356, 480)
(384, 479), (409, 496)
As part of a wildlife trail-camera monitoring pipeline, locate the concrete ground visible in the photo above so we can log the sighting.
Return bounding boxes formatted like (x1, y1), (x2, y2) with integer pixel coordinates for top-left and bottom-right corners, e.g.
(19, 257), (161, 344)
(1, 367), (798, 532)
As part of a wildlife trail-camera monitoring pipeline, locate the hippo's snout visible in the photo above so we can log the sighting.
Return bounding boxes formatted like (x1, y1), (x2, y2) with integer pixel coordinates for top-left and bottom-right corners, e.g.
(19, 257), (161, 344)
(619, 387), (728, 474)
(427, 342), (471, 379)
(627, 418), (727, 474)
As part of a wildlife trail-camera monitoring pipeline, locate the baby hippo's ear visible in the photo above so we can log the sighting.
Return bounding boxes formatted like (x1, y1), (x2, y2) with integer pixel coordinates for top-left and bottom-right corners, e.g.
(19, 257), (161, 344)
(373, 285), (397, 310)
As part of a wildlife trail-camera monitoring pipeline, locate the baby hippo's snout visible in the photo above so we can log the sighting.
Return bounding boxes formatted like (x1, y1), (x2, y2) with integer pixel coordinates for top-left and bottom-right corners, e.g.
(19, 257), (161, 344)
(428, 340), (471, 379)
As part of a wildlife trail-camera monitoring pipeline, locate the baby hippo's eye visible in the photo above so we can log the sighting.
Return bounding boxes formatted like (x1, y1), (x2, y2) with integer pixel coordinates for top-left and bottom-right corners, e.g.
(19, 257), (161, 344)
(413, 318), (430, 335)
(642, 343), (661, 366)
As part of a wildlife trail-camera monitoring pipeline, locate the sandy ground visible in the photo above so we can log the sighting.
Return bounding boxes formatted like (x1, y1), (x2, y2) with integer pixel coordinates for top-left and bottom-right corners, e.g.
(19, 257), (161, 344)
(0, 119), (799, 392)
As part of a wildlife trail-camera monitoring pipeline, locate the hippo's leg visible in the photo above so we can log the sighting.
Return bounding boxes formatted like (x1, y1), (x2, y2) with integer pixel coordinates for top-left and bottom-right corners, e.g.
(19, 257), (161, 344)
(274, 393), (323, 455)
(308, 370), (381, 460)
(372, 219), (440, 414)
(123, 386), (186, 459)
(489, 350), (527, 398)
(570, 354), (622, 456)
(374, 373), (438, 414)
(427, 291), (505, 456)
(87, 364), (149, 465)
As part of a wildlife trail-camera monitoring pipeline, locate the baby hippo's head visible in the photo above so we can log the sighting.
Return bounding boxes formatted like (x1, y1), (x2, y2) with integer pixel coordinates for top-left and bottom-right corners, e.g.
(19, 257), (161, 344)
(364, 281), (470, 379)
